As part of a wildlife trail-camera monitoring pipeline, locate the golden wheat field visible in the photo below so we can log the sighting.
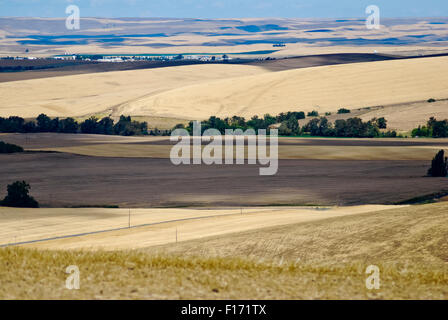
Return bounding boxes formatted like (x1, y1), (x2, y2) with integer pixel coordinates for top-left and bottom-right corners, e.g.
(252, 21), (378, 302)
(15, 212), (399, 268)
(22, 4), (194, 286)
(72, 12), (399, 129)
(0, 64), (267, 118)
(1, 202), (447, 299)
(0, 205), (394, 250)
(1, 57), (448, 131)
(327, 100), (448, 132)
(119, 56), (448, 120)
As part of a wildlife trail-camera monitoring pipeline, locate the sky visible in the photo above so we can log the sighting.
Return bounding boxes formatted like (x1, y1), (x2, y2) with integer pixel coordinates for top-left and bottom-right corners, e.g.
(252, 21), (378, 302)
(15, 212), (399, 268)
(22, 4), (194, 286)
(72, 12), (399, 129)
(0, 0), (447, 18)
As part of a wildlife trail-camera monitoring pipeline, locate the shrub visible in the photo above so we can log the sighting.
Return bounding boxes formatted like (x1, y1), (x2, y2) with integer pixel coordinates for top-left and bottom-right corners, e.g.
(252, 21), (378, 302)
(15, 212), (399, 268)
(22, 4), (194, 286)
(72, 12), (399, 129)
(307, 110), (319, 117)
(382, 130), (397, 138)
(411, 125), (430, 137)
(0, 181), (39, 208)
(428, 98), (436, 103)
(0, 141), (23, 153)
(428, 150), (448, 177)
(337, 108), (351, 114)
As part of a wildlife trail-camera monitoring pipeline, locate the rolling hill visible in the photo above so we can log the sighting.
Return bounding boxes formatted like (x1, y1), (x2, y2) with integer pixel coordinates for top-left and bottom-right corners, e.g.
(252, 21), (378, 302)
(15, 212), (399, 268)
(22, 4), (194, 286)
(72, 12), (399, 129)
(118, 56), (448, 121)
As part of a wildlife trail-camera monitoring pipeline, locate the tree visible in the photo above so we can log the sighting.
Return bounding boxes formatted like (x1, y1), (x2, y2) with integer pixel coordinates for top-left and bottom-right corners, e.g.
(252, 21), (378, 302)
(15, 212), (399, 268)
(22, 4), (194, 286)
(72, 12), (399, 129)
(278, 122), (292, 136)
(49, 118), (61, 132)
(98, 117), (115, 135)
(80, 116), (99, 134)
(318, 117), (333, 136)
(303, 118), (320, 136)
(0, 116), (25, 133)
(371, 117), (387, 129)
(0, 181), (39, 208)
(59, 118), (79, 133)
(431, 120), (448, 138)
(428, 150), (448, 177)
(334, 119), (348, 137)
(286, 117), (299, 135)
(263, 114), (277, 127)
(36, 113), (52, 132)
(113, 115), (148, 136)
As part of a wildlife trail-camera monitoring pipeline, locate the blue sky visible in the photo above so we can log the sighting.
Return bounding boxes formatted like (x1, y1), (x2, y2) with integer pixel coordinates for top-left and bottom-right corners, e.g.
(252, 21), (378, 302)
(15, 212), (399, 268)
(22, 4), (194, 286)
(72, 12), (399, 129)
(0, 0), (447, 18)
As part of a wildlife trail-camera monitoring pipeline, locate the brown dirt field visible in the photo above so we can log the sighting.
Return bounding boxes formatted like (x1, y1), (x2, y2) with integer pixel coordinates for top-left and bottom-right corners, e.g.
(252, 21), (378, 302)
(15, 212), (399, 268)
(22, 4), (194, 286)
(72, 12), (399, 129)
(26, 144), (448, 161)
(0, 133), (170, 149)
(3, 133), (448, 160)
(0, 151), (447, 208)
(4, 133), (448, 149)
(246, 53), (396, 71)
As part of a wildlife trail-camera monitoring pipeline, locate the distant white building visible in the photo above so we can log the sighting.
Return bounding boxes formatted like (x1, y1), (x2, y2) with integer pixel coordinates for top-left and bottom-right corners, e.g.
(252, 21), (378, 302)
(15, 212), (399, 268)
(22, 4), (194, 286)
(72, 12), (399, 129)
(98, 57), (123, 62)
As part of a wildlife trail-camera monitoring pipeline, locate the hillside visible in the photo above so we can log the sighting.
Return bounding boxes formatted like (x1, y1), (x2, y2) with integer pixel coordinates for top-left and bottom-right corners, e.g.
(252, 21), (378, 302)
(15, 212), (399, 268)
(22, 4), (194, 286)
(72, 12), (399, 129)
(0, 63), (267, 118)
(119, 56), (448, 120)
(1, 56), (448, 133)
(1, 202), (447, 299)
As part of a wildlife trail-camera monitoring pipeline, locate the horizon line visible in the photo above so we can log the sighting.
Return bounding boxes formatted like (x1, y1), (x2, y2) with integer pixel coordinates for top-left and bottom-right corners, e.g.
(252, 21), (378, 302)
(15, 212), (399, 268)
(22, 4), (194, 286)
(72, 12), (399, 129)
(1, 15), (447, 20)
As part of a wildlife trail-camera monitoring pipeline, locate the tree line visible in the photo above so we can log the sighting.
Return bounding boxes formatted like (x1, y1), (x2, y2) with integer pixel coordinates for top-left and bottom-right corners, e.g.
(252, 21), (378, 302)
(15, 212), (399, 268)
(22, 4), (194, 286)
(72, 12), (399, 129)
(174, 113), (394, 138)
(300, 116), (394, 138)
(6, 112), (448, 139)
(173, 112), (307, 135)
(0, 114), (160, 136)
(412, 117), (448, 138)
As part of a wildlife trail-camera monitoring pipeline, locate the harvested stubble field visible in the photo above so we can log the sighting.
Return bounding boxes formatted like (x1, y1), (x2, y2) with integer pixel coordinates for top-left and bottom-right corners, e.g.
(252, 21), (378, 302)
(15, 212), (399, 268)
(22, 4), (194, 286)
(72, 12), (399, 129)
(115, 56), (448, 121)
(1, 205), (392, 250)
(0, 63), (266, 118)
(1, 202), (447, 299)
(0, 205), (392, 250)
(1, 56), (448, 132)
(299, 99), (448, 133)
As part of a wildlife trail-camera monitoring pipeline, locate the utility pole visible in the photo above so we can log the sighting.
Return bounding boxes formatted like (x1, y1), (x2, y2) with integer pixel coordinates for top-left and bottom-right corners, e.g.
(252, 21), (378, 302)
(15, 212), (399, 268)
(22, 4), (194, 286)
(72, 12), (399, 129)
(176, 227), (178, 243)
(128, 208), (131, 229)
